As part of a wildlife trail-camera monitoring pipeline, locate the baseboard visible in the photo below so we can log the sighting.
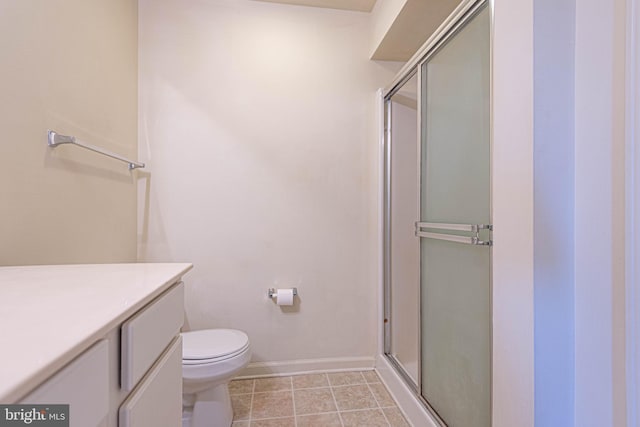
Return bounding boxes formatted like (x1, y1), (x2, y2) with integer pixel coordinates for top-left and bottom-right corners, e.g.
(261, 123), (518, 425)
(375, 354), (440, 427)
(236, 356), (376, 379)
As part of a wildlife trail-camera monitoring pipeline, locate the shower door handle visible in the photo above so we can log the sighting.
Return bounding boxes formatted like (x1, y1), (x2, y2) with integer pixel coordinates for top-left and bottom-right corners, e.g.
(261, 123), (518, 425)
(415, 222), (493, 246)
(416, 231), (492, 246)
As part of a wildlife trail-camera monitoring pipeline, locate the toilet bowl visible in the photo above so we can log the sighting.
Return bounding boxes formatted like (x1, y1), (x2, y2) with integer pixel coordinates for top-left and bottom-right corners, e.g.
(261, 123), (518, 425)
(182, 329), (251, 427)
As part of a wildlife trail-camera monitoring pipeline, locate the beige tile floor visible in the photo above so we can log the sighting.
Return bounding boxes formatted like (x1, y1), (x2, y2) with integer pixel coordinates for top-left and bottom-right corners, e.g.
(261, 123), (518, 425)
(229, 370), (410, 427)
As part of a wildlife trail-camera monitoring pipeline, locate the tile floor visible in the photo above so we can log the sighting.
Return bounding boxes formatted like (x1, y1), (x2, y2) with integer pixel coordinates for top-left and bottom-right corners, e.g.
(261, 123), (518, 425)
(229, 370), (410, 427)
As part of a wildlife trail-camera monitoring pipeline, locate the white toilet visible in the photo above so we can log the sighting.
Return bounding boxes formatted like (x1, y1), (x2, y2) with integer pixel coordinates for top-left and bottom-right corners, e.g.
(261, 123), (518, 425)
(181, 329), (251, 427)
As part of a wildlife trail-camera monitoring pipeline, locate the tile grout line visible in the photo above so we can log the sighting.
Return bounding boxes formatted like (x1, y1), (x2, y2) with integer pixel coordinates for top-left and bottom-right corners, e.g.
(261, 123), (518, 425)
(249, 407), (397, 421)
(251, 413), (344, 421)
(292, 384), (340, 390)
(365, 380), (392, 427)
(248, 379), (256, 423)
(251, 390), (295, 395)
(330, 382), (369, 388)
(253, 410), (356, 419)
(327, 375), (345, 427)
(290, 376), (298, 427)
(338, 408), (394, 414)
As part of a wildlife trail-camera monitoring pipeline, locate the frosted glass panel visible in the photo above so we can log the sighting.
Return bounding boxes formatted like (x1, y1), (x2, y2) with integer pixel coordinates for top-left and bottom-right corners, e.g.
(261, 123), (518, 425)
(421, 7), (490, 225)
(421, 238), (490, 426)
(389, 73), (419, 384)
(419, 6), (491, 427)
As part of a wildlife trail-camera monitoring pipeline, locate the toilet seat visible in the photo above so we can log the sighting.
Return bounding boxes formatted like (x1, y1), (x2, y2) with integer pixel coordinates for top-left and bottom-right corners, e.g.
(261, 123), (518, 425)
(182, 329), (250, 365)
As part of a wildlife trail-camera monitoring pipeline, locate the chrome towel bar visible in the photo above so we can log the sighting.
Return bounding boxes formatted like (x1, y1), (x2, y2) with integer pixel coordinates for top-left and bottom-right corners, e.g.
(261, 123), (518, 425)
(47, 130), (145, 170)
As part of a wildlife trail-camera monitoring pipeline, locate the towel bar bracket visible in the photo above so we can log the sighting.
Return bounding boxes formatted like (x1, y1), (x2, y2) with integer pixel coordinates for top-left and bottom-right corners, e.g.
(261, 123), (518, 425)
(47, 130), (145, 170)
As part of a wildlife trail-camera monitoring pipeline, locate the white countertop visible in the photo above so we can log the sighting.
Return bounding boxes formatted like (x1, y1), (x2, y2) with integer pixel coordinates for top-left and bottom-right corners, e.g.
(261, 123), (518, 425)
(0, 263), (192, 402)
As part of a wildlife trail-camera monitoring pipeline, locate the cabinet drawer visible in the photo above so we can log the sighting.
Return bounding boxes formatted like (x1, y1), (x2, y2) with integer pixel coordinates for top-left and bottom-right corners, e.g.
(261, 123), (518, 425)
(119, 336), (182, 427)
(21, 340), (109, 427)
(121, 282), (184, 391)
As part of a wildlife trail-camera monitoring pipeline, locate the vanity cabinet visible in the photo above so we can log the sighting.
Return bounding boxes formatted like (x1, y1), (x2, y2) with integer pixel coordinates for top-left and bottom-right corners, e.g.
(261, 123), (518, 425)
(16, 277), (186, 427)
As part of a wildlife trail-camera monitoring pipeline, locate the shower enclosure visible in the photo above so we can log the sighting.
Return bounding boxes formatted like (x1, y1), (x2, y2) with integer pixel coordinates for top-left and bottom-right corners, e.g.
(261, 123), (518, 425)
(382, 1), (491, 426)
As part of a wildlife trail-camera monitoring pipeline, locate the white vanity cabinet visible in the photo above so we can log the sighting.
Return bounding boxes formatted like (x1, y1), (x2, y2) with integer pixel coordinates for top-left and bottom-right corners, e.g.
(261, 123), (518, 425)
(2, 264), (192, 427)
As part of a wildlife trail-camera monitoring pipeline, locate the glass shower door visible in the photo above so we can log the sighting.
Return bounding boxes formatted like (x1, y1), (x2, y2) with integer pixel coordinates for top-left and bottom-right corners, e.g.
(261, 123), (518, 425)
(418, 6), (491, 427)
(386, 73), (420, 386)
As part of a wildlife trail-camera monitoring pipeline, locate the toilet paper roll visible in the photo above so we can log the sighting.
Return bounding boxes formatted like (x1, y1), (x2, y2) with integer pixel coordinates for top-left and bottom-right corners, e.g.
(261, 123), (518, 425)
(276, 288), (294, 306)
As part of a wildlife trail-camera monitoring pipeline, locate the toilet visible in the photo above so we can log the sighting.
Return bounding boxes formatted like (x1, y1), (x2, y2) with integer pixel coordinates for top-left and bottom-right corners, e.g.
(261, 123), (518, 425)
(181, 329), (251, 427)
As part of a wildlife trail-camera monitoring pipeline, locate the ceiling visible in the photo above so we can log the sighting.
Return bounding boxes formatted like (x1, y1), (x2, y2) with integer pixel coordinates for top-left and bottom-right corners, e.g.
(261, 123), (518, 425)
(371, 0), (460, 61)
(252, 0), (377, 12)
(252, 0), (462, 62)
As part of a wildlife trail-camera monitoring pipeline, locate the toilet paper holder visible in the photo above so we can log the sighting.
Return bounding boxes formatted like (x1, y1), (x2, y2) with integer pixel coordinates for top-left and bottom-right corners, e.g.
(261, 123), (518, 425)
(268, 288), (298, 298)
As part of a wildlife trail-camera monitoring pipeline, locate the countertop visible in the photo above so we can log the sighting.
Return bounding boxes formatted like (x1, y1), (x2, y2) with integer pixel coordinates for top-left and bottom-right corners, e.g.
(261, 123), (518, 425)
(0, 263), (193, 402)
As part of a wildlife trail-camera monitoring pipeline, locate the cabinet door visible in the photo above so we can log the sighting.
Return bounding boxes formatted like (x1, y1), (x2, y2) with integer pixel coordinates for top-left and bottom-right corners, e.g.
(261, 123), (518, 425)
(119, 336), (182, 427)
(21, 340), (109, 427)
(121, 282), (184, 391)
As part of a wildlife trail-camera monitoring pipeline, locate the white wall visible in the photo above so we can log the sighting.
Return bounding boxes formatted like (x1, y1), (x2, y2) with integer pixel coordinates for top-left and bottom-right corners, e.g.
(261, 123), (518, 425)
(492, 0), (535, 426)
(496, 2), (629, 425)
(0, 0), (138, 266)
(574, 0), (628, 425)
(138, 0), (401, 367)
(533, 0), (575, 424)
(627, 1), (640, 424)
(494, 0), (630, 425)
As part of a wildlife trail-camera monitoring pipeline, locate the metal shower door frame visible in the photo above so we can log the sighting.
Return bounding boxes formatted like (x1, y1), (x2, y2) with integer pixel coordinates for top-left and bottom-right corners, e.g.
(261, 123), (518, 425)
(382, 0), (492, 425)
